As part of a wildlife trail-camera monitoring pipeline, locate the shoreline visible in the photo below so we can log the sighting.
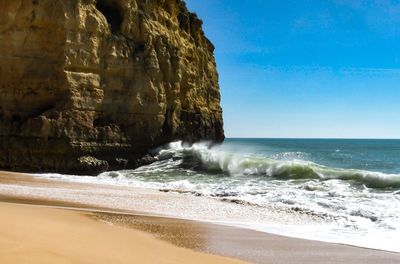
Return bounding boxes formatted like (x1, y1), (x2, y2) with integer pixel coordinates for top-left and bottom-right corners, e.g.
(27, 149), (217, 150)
(0, 202), (246, 264)
(1, 171), (400, 263)
(8, 170), (400, 253)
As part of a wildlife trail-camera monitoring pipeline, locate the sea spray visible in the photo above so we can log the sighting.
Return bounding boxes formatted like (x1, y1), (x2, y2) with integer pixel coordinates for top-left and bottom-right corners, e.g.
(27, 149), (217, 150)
(154, 141), (400, 189)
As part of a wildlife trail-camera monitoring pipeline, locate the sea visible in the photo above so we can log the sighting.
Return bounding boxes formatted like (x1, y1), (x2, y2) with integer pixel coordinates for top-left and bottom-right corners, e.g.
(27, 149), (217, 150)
(38, 138), (400, 252)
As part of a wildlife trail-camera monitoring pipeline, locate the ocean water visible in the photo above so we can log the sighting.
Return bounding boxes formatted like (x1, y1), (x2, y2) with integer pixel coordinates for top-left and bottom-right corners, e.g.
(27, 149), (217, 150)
(40, 139), (400, 252)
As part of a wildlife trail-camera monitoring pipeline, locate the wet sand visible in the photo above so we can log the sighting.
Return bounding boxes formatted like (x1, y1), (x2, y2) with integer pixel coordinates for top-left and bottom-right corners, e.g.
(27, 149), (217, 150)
(0, 202), (246, 264)
(1, 171), (400, 264)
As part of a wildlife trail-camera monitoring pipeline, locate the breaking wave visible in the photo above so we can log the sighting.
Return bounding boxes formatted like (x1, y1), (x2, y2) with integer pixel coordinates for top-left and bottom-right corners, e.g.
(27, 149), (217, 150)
(155, 141), (400, 189)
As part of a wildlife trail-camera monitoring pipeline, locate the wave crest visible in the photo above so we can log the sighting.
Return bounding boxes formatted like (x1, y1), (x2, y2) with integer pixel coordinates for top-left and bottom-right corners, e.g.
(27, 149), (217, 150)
(156, 141), (400, 189)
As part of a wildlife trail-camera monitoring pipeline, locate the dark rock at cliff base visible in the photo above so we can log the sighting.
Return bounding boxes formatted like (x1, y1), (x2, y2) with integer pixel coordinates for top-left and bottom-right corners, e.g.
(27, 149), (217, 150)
(0, 0), (224, 175)
(78, 156), (109, 176)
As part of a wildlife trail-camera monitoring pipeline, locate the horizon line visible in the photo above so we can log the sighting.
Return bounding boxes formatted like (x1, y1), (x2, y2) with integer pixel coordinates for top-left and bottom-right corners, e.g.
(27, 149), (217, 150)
(225, 137), (400, 140)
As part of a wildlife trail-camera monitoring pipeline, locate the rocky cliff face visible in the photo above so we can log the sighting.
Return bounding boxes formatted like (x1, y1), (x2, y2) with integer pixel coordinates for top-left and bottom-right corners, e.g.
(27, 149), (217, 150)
(0, 0), (224, 174)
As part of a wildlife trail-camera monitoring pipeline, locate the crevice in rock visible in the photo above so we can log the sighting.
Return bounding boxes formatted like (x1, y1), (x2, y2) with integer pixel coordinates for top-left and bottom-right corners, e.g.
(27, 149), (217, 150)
(96, 0), (123, 34)
(93, 116), (108, 127)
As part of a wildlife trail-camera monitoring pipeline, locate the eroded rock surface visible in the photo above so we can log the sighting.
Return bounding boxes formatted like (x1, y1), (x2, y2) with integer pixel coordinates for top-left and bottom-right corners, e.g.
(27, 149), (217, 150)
(0, 0), (224, 174)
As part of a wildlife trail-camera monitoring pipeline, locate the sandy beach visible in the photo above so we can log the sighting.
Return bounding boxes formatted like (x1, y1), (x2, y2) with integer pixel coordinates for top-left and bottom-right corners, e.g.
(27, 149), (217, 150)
(0, 202), (247, 264)
(1, 171), (400, 264)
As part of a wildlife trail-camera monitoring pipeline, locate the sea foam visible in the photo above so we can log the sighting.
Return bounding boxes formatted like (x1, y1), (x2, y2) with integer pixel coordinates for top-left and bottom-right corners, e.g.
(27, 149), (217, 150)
(157, 141), (400, 189)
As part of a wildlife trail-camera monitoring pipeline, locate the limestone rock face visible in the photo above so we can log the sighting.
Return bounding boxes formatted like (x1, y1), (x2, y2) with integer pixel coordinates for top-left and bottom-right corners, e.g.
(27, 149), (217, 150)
(0, 0), (224, 174)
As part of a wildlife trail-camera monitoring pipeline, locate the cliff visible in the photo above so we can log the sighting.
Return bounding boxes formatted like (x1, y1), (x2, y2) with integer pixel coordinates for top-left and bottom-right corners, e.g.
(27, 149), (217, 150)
(0, 0), (224, 174)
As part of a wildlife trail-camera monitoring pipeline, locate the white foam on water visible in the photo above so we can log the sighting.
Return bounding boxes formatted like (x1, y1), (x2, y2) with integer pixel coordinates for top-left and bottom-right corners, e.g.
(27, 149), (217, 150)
(27, 141), (400, 253)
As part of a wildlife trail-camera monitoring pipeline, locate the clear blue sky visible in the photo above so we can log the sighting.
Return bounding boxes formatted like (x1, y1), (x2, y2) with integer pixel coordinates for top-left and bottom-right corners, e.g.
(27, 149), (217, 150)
(186, 0), (400, 139)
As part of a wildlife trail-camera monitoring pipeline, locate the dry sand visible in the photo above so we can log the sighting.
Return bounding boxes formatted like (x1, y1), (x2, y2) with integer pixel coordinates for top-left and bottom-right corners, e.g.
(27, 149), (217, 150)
(0, 202), (246, 264)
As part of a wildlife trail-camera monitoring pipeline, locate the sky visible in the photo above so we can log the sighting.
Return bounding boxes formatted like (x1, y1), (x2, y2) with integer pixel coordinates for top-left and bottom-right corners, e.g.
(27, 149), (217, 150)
(185, 0), (400, 139)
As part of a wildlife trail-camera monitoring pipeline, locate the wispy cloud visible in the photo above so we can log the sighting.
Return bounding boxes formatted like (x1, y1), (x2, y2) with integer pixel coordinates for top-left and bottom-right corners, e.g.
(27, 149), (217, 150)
(334, 0), (400, 34)
(293, 11), (334, 31)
